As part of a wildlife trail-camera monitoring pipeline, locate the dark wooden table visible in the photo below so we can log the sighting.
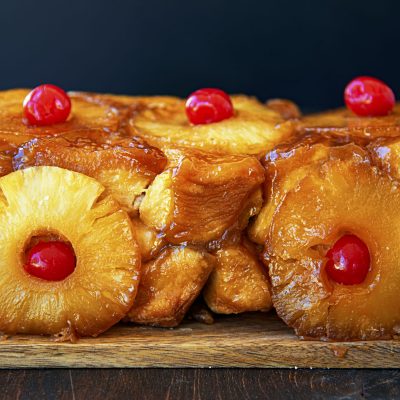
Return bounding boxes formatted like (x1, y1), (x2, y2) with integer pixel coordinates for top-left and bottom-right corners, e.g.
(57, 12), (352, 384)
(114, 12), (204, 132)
(1, 369), (399, 399)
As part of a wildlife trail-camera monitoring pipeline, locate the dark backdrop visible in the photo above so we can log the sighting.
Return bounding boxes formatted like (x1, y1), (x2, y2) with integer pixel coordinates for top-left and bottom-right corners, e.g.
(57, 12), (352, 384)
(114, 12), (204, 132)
(0, 0), (398, 111)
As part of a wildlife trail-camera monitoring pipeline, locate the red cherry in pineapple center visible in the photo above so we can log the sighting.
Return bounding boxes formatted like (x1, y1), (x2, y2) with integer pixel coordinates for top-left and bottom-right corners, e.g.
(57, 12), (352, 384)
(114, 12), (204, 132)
(24, 241), (76, 281)
(325, 234), (370, 285)
(186, 88), (234, 125)
(344, 76), (395, 117)
(23, 84), (71, 126)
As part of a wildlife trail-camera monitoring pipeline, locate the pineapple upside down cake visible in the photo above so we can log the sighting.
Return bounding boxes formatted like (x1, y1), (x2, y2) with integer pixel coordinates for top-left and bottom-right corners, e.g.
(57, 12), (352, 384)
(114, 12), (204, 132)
(0, 78), (399, 341)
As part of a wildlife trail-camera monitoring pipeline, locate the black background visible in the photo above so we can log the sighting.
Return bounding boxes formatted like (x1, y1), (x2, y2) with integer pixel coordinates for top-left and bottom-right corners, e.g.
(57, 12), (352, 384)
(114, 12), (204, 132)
(0, 0), (398, 111)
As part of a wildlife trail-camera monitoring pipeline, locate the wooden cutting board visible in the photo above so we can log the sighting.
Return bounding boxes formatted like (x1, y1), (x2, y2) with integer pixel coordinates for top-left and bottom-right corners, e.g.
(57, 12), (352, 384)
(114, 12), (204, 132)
(0, 312), (399, 368)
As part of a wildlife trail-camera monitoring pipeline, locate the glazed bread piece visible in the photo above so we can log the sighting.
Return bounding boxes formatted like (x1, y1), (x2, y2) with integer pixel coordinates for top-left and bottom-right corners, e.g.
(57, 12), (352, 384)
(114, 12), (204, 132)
(0, 89), (298, 330)
(139, 148), (265, 244)
(251, 107), (400, 340)
(125, 96), (297, 325)
(127, 247), (215, 327)
(203, 239), (272, 314)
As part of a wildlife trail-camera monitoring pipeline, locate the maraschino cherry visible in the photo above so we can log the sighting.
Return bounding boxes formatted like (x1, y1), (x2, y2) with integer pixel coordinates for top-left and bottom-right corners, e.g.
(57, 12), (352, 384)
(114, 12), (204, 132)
(186, 88), (234, 125)
(23, 84), (71, 126)
(325, 234), (370, 285)
(24, 241), (76, 281)
(344, 76), (395, 117)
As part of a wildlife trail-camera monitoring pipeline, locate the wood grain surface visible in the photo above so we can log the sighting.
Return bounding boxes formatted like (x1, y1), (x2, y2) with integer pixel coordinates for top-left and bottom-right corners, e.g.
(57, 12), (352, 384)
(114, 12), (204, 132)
(0, 313), (399, 369)
(1, 368), (400, 399)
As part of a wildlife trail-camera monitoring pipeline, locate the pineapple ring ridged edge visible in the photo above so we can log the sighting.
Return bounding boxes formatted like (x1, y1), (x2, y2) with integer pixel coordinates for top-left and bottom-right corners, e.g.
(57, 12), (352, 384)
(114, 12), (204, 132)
(0, 166), (140, 336)
(267, 149), (400, 340)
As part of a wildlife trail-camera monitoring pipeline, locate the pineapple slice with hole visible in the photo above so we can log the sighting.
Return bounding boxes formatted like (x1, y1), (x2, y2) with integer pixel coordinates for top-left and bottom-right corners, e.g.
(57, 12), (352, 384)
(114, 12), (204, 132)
(0, 166), (140, 337)
(265, 142), (400, 339)
(129, 96), (295, 155)
(13, 133), (166, 215)
(203, 241), (272, 314)
(139, 149), (265, 244)
(126, 246), (215, 327)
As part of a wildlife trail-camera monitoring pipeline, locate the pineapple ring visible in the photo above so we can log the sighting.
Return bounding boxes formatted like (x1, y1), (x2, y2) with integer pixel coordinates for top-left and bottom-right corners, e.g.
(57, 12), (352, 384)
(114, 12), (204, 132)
(302, 105), (400, 139)
(129, 96), (295, 155)
(0, 166), (140, 337)
(265, 144), (400, 340)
